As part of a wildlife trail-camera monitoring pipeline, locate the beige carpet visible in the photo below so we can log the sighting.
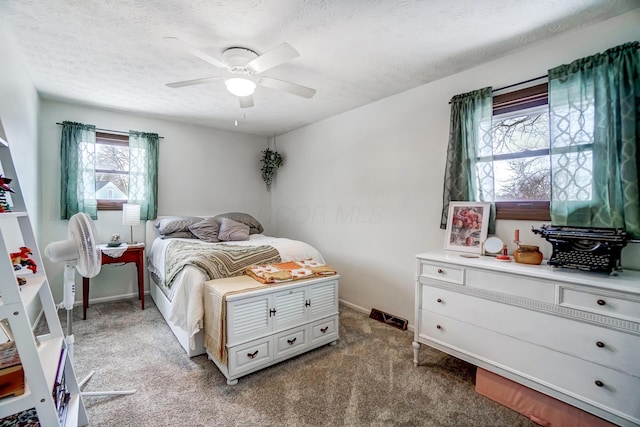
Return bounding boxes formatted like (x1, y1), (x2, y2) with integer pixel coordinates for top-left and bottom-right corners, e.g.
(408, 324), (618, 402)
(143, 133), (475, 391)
(68, 298), (536, 427)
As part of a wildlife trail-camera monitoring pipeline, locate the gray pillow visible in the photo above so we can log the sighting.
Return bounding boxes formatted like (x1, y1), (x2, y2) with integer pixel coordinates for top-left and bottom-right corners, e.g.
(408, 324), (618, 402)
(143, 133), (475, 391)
(154, 216), (202, 235)
(214, 212), (263, 234)
(160, 231), (197, 239)
(188, 217), (221, 243)
(217, 217), (250, 241)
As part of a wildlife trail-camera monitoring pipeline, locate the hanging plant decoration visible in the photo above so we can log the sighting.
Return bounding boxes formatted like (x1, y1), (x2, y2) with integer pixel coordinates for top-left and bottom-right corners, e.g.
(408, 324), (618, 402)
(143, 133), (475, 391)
(260, 147), (284, 191)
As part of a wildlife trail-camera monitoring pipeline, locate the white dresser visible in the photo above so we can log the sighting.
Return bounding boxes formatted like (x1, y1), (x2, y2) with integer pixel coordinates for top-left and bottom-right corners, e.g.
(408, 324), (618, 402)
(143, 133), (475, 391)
(413, 250), (640, 427)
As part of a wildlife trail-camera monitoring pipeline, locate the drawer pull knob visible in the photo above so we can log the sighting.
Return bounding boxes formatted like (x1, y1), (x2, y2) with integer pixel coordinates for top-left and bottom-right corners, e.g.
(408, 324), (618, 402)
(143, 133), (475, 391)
(596, 341), (605, 348)
(597, 299), (606, 306)
(595, 380), (604, 387)
(437, 269), (444, 274)
(287, 338), (297, 345)
(247, 350), (259, 359)
(436, 324), (442, 330)
(321, 326), (329, 333)
(437, 298), (443, 303)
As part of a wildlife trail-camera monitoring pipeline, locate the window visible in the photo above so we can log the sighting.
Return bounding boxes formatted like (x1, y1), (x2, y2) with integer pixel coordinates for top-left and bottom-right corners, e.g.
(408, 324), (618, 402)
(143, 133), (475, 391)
(60, 121), (158, 220)
(490, 83), (552, 220)
(95, 132), (130, 210)
(444, 43), (638, 235)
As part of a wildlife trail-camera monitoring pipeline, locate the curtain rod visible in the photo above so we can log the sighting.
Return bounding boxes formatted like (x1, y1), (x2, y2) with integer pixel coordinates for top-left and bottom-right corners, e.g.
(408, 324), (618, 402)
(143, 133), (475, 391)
(55, 122), (164, 139)
(451, 43), (640, 103)
(493, 74), (547, 93)
(448, 74), (548, 104)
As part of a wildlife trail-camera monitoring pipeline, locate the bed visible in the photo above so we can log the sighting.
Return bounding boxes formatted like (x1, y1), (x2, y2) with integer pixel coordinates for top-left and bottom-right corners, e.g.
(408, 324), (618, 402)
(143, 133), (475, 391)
(145, 215), (326, 357)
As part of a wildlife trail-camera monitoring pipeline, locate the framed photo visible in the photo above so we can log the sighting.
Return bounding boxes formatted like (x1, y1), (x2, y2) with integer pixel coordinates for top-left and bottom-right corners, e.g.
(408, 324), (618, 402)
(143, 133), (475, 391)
(444, 202), (490, 254)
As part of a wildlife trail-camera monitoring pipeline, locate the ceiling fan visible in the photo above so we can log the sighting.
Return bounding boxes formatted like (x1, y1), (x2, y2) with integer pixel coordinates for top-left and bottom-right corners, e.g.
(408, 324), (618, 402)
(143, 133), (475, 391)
(164, 37), (316, 108)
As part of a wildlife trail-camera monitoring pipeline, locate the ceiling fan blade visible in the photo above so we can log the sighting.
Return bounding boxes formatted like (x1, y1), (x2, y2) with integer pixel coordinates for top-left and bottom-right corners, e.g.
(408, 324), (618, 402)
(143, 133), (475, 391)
(163, 36), (230, 70)
(166, 76), (222, 88)
(258, 76), (316, 99)
(239, 95), (254, 108)
(246, 42), (299, 74)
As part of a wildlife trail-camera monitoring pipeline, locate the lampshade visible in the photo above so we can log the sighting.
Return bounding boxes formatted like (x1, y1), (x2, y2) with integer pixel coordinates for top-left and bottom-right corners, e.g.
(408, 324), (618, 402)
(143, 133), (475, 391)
(225, 78), (256, 97)
(122, 203), (141, 226)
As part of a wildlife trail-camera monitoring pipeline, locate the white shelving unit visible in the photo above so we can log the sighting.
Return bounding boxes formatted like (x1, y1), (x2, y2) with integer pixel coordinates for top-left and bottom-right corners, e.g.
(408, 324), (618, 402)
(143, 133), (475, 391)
(0, 135), (88, 426)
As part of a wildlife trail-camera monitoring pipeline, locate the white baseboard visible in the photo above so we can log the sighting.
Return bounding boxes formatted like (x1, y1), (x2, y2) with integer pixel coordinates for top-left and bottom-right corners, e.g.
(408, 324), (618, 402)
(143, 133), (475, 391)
(338, 299), (369, 314)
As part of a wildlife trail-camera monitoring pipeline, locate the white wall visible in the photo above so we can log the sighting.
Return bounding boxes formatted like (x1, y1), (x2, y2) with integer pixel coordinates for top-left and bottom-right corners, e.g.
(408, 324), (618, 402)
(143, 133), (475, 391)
(0, 28), (40, 235)
(0, 29), (42, 322)
(39, 100), (270, 304)
(272, 10), (640, 324)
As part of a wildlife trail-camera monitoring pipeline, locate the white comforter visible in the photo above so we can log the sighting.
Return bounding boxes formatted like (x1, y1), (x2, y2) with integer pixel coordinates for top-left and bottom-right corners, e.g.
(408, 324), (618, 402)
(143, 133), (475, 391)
(148, 234), (325, 349)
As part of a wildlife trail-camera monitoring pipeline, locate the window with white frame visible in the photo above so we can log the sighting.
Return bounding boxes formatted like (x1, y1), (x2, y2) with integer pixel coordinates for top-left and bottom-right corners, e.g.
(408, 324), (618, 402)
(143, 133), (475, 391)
(95, 132), (130, 210)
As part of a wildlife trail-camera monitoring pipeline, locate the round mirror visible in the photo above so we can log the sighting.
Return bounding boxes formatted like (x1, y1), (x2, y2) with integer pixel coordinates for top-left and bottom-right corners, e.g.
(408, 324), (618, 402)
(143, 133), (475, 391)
(484, 237), (504, 255)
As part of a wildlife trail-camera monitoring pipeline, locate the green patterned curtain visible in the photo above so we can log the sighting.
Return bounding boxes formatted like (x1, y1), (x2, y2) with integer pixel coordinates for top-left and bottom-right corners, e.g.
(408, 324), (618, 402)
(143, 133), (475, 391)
(60, 121), (97, 219)
(440, 87), (496, 233)
(548, 41), (640, 238)
(128, 130), (159, 220)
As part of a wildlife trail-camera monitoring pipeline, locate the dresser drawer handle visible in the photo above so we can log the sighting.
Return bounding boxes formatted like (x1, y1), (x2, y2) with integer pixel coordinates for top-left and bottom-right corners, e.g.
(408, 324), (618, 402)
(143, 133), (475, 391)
(595, 380), (604, 387)
(597, 299), (606, 306)
(437, 269), (444, 274)
(437, 298), (443, 303)
(436, 324), (442, 330)
(287, 338), (297, 345)
(320, 326), (329, 333)
(247, 350), (259, 359)
(596, 341), (605, 348)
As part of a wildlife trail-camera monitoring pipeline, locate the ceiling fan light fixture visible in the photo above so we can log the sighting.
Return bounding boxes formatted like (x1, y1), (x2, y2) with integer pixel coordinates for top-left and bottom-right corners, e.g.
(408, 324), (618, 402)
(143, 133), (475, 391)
(225, 78), (256, 97)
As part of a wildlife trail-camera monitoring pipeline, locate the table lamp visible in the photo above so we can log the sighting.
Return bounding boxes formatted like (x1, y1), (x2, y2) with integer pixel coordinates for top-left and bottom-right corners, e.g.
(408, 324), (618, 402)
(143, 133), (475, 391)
(122, 203), (141, 244)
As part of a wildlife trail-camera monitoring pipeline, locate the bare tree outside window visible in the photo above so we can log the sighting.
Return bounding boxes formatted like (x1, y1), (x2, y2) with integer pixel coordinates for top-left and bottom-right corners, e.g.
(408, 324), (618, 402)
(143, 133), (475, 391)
(95, 133), (130, 208)
(490, 107), (550, 201)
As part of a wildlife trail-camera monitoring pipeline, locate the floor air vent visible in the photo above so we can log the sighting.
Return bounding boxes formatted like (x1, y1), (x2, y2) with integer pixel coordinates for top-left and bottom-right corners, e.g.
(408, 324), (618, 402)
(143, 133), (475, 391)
(369, 308), (408, 331)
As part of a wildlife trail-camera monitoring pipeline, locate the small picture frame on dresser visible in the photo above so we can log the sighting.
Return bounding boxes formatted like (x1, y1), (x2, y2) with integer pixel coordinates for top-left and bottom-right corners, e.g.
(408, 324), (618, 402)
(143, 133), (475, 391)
(444, 201), (490, 254)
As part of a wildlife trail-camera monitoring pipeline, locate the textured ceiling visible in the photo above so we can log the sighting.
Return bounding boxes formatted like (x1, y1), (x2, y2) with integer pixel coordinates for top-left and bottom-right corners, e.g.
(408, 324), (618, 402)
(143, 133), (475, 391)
(1, 1), (638, 136)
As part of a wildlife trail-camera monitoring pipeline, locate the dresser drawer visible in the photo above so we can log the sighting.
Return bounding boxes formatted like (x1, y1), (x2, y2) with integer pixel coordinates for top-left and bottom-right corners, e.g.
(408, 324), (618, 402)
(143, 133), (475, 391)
(465, 268), (555, 303)
(274, 326), (307, 360)
(310, 316), (338, 346)
(419, 261), (464, 284)
(559, 286), (640, 323)
(420, 310), (640, 423)
(228, 337), (273, 376)
(422, 287), (640, 375)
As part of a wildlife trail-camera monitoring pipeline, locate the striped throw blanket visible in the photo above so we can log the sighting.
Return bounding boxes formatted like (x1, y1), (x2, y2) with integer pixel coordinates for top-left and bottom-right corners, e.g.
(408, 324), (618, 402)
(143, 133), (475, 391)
(163, 241), (281, 288)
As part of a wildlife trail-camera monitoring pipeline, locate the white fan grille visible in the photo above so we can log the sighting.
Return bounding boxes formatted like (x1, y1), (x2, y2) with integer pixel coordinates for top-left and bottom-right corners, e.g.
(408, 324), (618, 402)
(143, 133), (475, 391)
(69, 212), (101, 278)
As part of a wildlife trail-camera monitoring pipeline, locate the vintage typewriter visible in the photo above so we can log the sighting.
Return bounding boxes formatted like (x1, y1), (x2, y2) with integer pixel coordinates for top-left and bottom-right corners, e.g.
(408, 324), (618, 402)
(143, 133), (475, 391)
(532, 225), (629, 275)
